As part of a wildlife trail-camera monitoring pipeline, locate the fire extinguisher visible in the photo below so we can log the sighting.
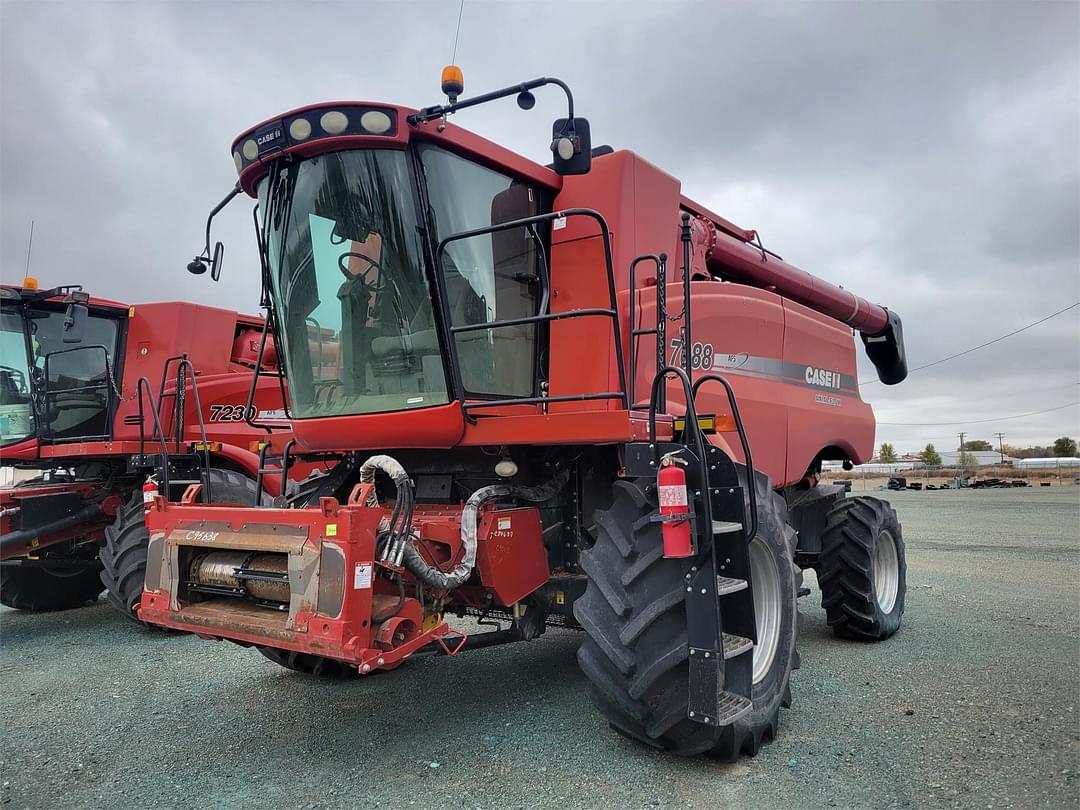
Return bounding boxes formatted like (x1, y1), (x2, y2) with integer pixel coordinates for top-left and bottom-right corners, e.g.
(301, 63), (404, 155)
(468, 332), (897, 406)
(657, 452), (693, 558)
(142, 475), (159, 514)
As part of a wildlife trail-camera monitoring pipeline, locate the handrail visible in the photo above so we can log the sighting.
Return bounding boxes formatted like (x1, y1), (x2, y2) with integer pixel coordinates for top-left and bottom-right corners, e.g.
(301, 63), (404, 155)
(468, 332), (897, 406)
(135, 377), (172, 493)
(156, 357), (214, 504)
(244, 312), (290, 434)
(646, 365), (713, 546)
(628, 253), (667, 410)
(692, 374), (758, 543)
(644, 366), (760, 546)
(435, 208), (629, 421)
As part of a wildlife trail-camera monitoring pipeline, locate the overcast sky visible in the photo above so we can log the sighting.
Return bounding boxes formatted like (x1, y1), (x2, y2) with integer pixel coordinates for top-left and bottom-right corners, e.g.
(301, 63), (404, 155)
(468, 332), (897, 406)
(2, 0), (1077, 452)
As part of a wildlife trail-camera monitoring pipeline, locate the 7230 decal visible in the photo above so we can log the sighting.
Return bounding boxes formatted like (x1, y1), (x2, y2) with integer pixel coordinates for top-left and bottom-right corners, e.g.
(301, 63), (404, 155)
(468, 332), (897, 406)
(208, 404), (257, 422)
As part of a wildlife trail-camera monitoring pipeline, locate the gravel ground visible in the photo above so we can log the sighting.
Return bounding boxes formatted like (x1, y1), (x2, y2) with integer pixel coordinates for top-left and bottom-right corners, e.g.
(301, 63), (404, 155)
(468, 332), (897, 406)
(1, 487), (1077, 809)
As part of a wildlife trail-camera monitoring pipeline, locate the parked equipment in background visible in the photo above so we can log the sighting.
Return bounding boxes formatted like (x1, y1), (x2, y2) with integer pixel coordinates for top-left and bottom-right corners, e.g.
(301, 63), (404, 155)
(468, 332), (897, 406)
(0, 280), (306, 618)
(138, 69), (909, 758)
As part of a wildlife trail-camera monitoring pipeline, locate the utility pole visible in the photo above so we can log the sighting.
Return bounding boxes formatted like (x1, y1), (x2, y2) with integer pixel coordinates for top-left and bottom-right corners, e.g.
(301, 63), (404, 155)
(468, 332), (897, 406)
(958, 432), (966, 485)
(994, 432), (1006, 465)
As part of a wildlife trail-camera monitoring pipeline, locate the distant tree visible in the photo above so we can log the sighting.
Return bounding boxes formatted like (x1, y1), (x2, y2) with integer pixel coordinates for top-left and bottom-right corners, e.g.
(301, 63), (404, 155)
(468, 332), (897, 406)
(958, 450), (978, 468)
(962, 439), (992, 451)
(1053, 436), (1078, 457)
(1006, 445), (1052, 459)
(878, 443), (898, 463)
(919, 443), (942, 466)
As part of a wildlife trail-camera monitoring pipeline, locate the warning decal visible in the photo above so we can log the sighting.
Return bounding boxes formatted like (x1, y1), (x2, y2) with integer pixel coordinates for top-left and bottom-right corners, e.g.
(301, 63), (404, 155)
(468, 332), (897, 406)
(354, 563), (373, 589)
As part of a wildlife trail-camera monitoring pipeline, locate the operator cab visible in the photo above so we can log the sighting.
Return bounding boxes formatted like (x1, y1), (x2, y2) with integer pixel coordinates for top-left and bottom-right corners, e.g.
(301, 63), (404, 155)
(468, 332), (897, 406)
(0, 283), (124, 448)
(258, 146), (548, 421)
(191, 73), (613, 450)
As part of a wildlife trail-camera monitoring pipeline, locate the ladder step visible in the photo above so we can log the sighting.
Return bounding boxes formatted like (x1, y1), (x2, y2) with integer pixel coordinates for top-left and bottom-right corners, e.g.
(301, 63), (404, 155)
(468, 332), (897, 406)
(715, 691), (753, 725)
(716, 576), (748, 595)
(722, 633), (753, 659)
(712, 520), (742, 534)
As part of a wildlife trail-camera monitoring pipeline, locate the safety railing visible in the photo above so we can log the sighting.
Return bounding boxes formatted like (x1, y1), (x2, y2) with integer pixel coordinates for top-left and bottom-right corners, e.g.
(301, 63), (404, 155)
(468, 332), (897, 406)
(627, 253), (668, 411)
(141, 355), (214, 503)
(435, 208), (629, 423)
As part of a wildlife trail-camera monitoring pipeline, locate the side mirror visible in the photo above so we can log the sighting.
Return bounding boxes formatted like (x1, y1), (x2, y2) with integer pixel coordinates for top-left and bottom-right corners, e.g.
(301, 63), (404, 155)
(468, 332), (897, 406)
(62, 296), (89, 344)
(210, 241), (225, 282)
(550, 117), (591, 175)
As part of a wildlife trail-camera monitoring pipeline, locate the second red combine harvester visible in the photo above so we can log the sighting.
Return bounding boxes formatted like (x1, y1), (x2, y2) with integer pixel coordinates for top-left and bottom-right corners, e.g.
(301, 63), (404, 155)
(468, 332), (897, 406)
(138, 70), (909, 757)
(0, 279), (302, 618)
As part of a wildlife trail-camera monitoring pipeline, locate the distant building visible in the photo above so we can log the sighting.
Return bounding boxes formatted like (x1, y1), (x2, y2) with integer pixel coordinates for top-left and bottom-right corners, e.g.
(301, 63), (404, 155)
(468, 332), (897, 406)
(821, 461), (920, 474)
(1016, 457), (1080, 469)
(937, 450), (1018, 467)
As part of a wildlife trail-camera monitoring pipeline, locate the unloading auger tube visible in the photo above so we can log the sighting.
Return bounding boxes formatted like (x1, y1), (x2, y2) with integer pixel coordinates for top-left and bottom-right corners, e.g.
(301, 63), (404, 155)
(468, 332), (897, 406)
(360, 455), (570, 590)
(689, 215), (909, 384)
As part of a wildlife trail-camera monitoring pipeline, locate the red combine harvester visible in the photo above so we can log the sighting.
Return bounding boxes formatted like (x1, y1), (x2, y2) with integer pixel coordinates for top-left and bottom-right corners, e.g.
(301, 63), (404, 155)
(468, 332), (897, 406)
(138, 71), (909, 757)
(0, 279), (303, 618)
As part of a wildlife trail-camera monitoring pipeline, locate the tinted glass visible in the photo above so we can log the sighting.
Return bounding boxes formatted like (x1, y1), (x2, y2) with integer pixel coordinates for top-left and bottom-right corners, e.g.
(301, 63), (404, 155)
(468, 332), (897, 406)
(260, 149), (448, 418)
(420, 147), (542, 397)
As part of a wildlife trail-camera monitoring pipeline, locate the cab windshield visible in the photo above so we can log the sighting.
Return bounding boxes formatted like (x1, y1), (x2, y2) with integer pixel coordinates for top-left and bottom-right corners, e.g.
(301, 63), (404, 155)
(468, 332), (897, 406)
(0, 305), (119, 445)
(259, 149), (448, 418)
(0, 309), (34, 446)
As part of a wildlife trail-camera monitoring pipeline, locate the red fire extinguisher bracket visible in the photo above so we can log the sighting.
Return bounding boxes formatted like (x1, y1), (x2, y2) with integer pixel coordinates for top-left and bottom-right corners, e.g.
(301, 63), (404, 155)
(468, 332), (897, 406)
(657, 453), (695, 558)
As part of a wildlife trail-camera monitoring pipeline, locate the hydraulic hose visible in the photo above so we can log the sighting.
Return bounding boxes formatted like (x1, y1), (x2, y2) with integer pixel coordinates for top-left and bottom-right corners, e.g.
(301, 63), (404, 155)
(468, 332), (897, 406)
(358, 455), (413, 563)
(401, 468), (571, 590)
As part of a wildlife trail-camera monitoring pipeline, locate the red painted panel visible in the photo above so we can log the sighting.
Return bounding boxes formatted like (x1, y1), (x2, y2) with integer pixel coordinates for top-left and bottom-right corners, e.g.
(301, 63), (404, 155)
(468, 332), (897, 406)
(782, 299), (875, 474)
(291, 403), (465, 452)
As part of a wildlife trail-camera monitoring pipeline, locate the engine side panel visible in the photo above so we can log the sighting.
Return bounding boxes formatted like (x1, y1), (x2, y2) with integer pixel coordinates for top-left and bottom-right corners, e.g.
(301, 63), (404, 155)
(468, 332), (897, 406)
(629, 282), (872, 486)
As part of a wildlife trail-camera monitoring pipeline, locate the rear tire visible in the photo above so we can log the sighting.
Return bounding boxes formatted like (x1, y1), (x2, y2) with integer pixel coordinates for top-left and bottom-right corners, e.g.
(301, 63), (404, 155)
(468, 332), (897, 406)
(818, 496), (905, 640)
(255, 646), (358, 678)
(100, 467), (264, 624)
(575, 471), (799, 758)
(0, 559), (103, 612)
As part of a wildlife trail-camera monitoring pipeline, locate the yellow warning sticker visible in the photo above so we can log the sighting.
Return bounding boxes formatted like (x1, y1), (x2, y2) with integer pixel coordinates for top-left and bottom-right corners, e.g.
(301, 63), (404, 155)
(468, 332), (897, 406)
(326, 524), (337, 537)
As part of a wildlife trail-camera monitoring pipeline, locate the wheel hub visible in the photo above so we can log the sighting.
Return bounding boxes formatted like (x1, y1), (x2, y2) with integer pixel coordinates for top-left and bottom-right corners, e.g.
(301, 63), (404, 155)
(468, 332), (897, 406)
(873, 529), (900, 613)
(748, 536), (781, 684)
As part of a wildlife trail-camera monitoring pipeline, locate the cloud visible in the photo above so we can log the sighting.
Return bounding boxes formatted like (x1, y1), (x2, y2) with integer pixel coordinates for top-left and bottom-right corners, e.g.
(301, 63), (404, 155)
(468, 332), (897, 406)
(1, 0), (1076, 449)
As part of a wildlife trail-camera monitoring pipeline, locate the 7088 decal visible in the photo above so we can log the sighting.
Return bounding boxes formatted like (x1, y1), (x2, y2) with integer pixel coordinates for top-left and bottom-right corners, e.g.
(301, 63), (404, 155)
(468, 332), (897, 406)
(669, 338), (715, 370)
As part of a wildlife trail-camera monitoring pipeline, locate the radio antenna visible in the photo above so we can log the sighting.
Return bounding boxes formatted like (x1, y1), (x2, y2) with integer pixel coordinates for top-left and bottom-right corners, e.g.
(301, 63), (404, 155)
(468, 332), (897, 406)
(23, 220), (35, 278)
(450, 0), (465, 64)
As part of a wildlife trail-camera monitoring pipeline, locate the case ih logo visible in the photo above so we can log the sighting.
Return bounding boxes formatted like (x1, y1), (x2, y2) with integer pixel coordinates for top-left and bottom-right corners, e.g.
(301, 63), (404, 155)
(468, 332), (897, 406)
(257, 128), (282, 147)
(804, 365), (842, 389)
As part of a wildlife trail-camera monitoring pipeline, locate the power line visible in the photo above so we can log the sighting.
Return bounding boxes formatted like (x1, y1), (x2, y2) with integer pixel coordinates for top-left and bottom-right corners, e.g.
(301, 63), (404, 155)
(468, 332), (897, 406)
(878, 400), (1079, 426)
(860, 301), (1080, 385)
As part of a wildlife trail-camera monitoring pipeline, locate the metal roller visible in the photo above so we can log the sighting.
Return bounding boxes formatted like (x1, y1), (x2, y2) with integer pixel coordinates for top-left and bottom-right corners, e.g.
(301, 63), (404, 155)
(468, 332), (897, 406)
(189, 550), (291, 603)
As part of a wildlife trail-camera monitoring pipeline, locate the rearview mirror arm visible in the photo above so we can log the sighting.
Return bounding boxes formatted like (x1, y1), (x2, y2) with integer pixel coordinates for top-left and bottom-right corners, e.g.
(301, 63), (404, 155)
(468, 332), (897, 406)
(188, 183), (241, 272)
(408, 76), (574, 124)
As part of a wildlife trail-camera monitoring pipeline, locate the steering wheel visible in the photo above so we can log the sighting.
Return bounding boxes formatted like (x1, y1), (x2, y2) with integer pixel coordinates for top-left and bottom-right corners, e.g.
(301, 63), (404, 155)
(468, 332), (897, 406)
(337, 251), (385, 288)
(0, 365), (27, 393)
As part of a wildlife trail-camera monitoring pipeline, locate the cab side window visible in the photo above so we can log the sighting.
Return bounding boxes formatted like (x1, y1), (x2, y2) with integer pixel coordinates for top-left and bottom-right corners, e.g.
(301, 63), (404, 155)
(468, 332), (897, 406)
(420, 147), (544, 397)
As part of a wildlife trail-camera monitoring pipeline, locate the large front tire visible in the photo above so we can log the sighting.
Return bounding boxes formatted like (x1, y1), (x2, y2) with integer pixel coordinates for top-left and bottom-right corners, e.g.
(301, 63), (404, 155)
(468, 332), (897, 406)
(255, 646), (358, 678)
(818, 496), (906, 640)
(575, 472), (799, 758)
(0, 559), (103, 612)
(100, 467), (264, 623)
